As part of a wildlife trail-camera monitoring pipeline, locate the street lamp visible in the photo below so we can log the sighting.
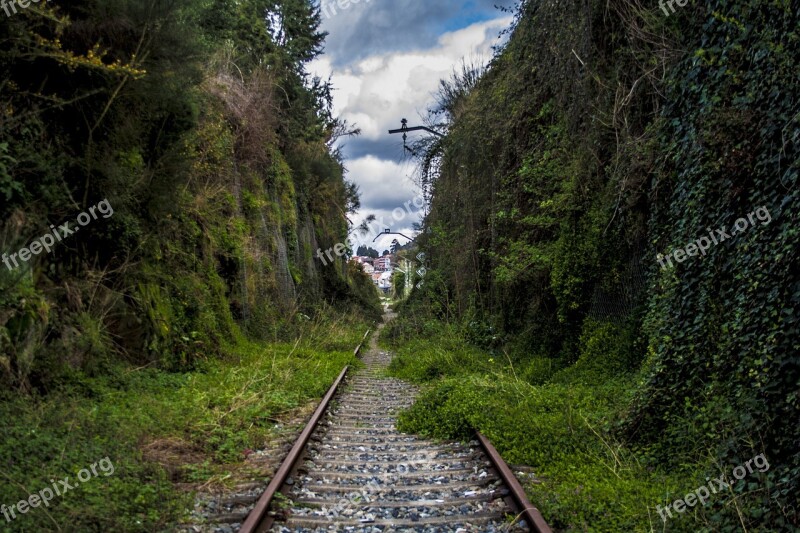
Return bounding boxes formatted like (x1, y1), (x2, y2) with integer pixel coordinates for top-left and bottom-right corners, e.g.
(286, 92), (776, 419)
(388, 118), (445, 154)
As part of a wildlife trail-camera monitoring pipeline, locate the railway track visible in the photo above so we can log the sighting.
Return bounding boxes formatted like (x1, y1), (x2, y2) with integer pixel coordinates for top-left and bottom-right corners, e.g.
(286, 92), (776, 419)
(239, 316), (550, 533)
(182, 315), (551, 532)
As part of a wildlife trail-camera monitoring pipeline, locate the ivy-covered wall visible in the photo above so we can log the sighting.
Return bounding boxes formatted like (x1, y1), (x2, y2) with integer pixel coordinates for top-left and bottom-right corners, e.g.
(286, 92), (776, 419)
(0, 0), (380, 389)
(412, 0), (798, 528)
(629, 2), (799, 528)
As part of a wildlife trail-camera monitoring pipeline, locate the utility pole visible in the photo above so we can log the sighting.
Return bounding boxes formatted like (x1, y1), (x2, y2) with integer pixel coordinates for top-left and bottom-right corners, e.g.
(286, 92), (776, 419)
(388, 118), (444, 214)
(388, 118), (445, 138)
(389, 118), (444, 154)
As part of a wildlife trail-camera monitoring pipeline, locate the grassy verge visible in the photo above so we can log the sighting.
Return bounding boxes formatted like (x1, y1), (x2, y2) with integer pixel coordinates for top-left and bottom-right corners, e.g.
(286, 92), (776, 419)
(0, 315), (369, 532)
(384, 320), (690, 532)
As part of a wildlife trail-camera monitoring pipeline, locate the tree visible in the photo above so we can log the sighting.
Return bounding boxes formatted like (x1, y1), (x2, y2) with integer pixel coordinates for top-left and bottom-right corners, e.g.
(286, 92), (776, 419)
(356, 245), (379, 258)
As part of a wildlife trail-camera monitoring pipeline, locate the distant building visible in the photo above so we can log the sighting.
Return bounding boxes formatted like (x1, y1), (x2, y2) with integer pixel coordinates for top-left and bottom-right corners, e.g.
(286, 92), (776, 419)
(350, 257), (376, 274)
(369, 271), (392, 293)
(374, 254), (395, 272)
(376, 271), (393, 293)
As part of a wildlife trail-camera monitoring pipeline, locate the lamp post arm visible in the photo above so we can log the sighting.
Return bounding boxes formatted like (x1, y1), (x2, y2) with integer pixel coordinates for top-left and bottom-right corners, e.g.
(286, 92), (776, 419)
(388, 125), (445, 138)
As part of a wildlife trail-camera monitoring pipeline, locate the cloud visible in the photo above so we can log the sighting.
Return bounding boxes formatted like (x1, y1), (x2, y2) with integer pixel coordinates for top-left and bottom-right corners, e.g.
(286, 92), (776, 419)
(344, 156), (424, 247)
(346, 156), (418, 209)
(310, 17), (512, 142)
(318, 0), (515, 67)
(309, 5), (515, 246)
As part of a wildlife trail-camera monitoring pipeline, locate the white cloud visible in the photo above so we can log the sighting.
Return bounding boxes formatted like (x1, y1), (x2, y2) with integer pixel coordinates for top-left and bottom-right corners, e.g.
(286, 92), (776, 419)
(309, 17), (511, 140)
(308, 15), (514, 243)
(346, 156), (416, 205)
(310, 17), (511, 142)
(344, 156), (423, 247)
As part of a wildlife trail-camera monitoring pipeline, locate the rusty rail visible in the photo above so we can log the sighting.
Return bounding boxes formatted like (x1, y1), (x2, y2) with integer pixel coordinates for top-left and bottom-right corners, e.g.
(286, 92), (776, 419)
(239, 329), (370, 533)
(239, 325), (552, 533)
(354, 326), (371, 357)
(476, 432), (552, 533)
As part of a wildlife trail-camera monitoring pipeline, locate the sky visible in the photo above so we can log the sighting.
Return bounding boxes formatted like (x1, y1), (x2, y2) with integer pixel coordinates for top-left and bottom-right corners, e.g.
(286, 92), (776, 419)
(308, 0), (515, 253)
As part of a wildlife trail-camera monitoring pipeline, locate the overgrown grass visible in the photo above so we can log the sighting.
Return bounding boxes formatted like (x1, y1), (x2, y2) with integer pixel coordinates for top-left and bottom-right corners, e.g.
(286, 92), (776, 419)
(0, 315), (369, 532)
(384, 320), (693, 532)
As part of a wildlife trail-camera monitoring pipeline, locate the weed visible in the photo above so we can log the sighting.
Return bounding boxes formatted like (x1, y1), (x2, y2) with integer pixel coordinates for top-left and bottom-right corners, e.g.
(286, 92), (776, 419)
(385, 321), (687, 531)
(0, 318), (369, 531)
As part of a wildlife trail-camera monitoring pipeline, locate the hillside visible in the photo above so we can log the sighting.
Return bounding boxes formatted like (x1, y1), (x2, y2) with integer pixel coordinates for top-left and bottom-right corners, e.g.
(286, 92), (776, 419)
(1, 0), (797, 531)
(386, 0), (799, 530)
(1, 1), (379, 529)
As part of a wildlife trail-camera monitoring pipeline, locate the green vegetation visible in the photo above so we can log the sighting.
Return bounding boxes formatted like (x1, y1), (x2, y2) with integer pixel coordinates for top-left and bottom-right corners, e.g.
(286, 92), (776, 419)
(385, 316), (680, 532)
(0, 0), (380, 530)
(0, 315), (368, 531)
(356, 246), (380, 258)
(393, 0), (799, 531)
(385, 315), (768, 532)
(1, 0), (380, 393)
(2, 0), (797, 530)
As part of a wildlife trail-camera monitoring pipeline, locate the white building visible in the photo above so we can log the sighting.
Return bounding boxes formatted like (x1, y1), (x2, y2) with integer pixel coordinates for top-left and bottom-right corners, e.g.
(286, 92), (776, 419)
(377, 271), (393, 292)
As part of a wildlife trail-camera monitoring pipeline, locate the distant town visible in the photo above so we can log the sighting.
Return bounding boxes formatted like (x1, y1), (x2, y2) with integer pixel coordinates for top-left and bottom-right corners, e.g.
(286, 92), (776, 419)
(349, 241), (415, 294)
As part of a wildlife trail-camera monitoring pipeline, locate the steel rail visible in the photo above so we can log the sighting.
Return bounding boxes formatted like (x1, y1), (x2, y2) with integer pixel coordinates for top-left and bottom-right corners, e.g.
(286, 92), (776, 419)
(239, 329), (370, 533)
(239, 325), (552, 533)
(476, 432), (553, 533)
